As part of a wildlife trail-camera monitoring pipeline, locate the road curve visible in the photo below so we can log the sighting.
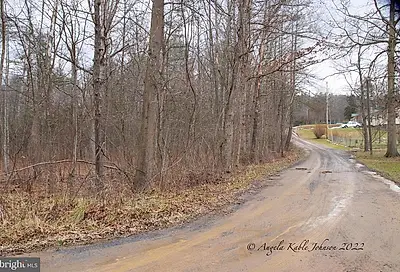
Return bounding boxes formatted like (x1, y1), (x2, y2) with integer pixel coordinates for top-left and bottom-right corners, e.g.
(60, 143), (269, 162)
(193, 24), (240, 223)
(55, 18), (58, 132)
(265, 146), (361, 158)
(33, 136), (400, 272)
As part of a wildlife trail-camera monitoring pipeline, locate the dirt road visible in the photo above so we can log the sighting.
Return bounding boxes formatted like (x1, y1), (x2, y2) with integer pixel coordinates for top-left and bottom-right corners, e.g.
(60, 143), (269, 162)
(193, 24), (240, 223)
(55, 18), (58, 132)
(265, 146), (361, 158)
(33, 137), (400, 272)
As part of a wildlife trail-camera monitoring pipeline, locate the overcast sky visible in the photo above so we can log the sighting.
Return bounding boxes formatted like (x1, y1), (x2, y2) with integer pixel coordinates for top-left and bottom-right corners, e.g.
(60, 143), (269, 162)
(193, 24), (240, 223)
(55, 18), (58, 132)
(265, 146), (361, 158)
(309, 0), (386, 95)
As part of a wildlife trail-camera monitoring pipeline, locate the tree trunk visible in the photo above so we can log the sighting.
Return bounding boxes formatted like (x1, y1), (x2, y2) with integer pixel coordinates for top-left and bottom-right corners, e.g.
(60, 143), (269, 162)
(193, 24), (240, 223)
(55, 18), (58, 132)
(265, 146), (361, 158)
(357, 47), (369, 152)
(135, 0), (164, 188)
(250, 36), (265, 162)
(285, 16), (298, 152)
(237, 0), (251, 164)
(0, 0), (7, 174)
(222, 0), (236, 170)
(93, 0), (107, 189)
(72, 55), (78, 169)
(366, 78), (373, 155)
(385, 0), (399, 157)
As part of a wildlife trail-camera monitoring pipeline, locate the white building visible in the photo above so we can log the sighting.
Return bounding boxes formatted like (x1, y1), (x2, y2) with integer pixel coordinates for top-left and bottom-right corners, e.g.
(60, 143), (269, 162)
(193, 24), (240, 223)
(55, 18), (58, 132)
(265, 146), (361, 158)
(351, 110), (400, 126)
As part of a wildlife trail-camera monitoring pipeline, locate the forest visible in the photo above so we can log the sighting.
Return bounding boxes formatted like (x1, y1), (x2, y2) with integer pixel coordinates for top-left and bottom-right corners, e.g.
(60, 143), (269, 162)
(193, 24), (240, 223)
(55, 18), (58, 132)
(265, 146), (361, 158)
(0, 0), (323, 192)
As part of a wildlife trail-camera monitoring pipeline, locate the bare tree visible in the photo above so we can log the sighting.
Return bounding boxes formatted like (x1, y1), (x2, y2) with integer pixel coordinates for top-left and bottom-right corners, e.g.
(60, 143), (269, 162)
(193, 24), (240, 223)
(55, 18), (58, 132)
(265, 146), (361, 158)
(92, 0), (120, 189)
(385, 0), (399, 157)
(134, 0), (164, 188)
(330, 0), (399, 156)
(0, 0), (7, 174)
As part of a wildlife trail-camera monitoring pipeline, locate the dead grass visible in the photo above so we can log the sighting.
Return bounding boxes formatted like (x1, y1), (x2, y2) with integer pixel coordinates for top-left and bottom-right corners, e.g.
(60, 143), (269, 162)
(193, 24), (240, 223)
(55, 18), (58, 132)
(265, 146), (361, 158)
(0, 148), (304, 255)
(296, 128), (350, 151)
(313, 124), (327, 139)
(300, 124), (340, 130)
(330, 128), (363, 139)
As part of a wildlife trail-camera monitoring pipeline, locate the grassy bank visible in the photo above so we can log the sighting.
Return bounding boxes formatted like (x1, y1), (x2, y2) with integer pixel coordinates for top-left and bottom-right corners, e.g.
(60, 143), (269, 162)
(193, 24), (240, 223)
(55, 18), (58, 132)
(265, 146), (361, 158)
(356, 151), (400, 183)
(0, 148), (304, 255)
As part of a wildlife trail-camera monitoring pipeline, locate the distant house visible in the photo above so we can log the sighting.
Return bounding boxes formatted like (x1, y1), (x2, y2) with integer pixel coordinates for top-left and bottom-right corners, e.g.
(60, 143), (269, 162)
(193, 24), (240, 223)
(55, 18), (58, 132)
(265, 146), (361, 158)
(350, 113), (362, 123)
(351, 110), (400, 126)
(370, 109), (400, 126)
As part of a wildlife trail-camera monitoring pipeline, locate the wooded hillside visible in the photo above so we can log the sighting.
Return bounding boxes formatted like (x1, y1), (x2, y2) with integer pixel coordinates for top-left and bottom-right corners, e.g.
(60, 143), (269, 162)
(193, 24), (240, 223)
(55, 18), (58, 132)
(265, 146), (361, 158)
(0, 0), (320, 192)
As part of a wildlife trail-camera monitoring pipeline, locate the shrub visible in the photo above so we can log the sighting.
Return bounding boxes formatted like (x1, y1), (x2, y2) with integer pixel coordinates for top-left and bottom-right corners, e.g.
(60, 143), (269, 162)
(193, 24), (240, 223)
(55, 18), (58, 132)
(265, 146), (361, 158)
(313, 124), (327, 139)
